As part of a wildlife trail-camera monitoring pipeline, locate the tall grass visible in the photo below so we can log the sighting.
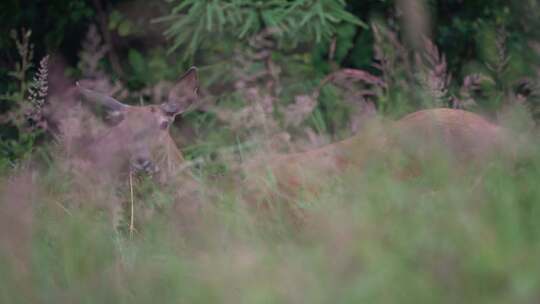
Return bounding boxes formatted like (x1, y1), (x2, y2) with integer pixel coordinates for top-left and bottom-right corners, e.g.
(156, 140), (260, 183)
(1, 127), (539, 303)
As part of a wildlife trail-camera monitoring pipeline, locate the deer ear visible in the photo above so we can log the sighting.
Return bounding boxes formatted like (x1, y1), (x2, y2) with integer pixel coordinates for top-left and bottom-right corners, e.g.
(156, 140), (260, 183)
(163, 67), (199, 115)
(176, 67), (199, 95)
(77, 82), (128, 125)
(77, 82), (128, 112)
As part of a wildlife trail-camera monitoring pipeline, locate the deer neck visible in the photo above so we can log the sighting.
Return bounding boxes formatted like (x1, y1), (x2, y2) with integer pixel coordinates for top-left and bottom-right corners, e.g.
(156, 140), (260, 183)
(154, 135), (200, 188)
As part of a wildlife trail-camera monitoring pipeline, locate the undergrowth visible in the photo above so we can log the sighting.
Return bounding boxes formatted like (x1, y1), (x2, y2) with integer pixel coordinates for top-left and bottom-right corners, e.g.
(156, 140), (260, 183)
(1, 131), (540, 303)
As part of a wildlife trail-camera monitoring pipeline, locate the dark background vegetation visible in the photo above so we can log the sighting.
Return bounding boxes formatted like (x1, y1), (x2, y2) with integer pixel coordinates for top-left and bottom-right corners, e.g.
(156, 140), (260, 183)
(1, 0), (539, 168)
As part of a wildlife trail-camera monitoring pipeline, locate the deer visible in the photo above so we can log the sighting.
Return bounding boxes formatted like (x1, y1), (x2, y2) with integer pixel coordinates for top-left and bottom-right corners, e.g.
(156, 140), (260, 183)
(59, 68), (203, 229)
(73, 67), (515, 225)
(239, 108), (514, 207)
(73, 68), (199, 185)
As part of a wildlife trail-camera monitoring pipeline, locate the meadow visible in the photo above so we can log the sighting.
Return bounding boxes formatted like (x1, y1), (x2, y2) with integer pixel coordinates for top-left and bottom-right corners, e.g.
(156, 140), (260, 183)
(1, 0), (540, 302)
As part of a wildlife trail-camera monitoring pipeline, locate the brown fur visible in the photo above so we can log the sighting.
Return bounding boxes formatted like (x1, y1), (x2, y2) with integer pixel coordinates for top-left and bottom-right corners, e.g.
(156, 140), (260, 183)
(53, 69), (202, 230)
(70, 68), (513, 225)
(391, 108), (511, 162)
(238, 108), (513, 219)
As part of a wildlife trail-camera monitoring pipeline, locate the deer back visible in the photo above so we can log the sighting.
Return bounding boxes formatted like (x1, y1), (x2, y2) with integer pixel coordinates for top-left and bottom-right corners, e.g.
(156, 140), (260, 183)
(390, 108), (512, 163)
(241, 108), (513, 206)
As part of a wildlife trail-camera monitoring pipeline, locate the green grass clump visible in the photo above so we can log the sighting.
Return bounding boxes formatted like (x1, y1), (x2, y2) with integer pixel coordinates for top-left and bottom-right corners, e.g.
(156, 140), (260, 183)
(1, 135), (540, 304)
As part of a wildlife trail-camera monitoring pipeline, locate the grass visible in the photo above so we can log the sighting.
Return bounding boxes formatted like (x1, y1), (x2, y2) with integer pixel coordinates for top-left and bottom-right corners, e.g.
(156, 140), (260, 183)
(1, 129), (540, 304)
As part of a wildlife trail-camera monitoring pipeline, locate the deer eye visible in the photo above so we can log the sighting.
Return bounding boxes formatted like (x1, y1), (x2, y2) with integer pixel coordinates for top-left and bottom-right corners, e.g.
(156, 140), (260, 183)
(159, 120), (169, 130)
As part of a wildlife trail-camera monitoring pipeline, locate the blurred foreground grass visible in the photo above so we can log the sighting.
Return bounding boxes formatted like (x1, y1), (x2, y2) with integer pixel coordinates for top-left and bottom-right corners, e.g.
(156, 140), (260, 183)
(1, 132), (540, 304)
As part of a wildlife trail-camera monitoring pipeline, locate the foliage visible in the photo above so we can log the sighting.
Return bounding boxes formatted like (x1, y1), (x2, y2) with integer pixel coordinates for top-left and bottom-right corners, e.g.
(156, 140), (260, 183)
(1, 134), (540, 303)
(108, 9), (137, 37)
(158, 0), (366, 58)
(0, 30), (49, 170)
(1, 0), (537, 172)
(0, 0), (93, 53)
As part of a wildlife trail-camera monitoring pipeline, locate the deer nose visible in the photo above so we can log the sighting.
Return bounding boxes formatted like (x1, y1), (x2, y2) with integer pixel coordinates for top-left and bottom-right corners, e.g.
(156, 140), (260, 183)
(131, 157), (158, 174)
(136, 157), (151, 169)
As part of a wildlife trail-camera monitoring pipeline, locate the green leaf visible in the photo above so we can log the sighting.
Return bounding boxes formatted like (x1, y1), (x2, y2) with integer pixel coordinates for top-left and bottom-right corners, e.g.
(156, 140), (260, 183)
(118, 20), (132, 37)
(128, 49), (146, 76)
(108, 10), (122, 30)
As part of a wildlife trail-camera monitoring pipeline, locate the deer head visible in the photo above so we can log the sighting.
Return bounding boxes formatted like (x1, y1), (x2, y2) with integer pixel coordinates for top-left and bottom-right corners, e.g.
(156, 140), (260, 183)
(76, 67), (199, 180)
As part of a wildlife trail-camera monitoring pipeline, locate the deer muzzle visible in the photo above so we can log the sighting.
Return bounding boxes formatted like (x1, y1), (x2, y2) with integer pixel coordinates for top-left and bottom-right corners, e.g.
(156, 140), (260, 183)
(130, 156), (160, 175)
